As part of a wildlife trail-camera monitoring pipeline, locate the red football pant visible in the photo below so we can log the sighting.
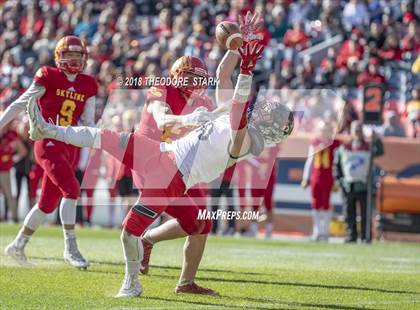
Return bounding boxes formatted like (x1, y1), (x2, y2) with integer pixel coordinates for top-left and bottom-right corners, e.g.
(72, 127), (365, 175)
(100, 129), (211, 236)
(310, 179), (333, 210)
(166, 186), (212, 235)
(34, 140), (80, 213)
(28, 163), (43, 200)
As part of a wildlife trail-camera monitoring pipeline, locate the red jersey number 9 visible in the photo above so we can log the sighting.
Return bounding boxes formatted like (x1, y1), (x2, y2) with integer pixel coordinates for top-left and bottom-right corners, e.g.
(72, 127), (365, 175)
(314, 149), (330, 169)
(59, 99), (76, 126)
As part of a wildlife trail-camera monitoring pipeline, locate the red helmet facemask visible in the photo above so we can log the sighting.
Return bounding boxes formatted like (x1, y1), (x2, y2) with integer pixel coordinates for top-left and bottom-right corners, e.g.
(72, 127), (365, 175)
(54, 36), (88, 74)
(170, 56), (208, 99)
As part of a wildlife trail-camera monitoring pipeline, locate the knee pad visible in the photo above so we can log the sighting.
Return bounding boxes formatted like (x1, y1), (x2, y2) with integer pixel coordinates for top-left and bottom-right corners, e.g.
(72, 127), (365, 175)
(23, 205), (47, 231)
(123, 205), (162, 237)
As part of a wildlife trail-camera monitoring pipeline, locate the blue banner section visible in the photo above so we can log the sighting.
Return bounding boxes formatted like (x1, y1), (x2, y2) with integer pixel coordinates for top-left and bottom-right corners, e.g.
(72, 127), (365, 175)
(277, 159), (305, 185)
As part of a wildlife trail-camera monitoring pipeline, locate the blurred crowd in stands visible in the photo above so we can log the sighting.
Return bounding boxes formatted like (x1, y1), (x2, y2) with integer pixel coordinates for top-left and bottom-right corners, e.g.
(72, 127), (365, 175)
(0, 0), (419, 231)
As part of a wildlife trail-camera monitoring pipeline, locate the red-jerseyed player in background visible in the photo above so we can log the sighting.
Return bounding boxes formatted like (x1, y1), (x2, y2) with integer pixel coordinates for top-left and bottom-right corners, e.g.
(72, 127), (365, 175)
(301, 121), (340, 241)
(1, 36), (97, 268)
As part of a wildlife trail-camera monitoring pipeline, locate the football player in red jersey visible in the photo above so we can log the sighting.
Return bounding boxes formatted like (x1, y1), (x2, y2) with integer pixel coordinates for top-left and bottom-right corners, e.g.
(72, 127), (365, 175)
(129, 55), (217, 296)
(118, 12), (265, 298)
(301, 121), (340, 241)
(1, 36), (97, 268)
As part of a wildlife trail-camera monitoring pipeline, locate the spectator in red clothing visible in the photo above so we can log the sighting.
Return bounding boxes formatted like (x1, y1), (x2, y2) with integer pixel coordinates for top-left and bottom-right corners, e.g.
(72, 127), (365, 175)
(401, 1), (417, 26)
(283, 22), (310, 51)
(155, 8), (172, 37)
(401, 21), (420, 53)
(0, 122), (27, 222)
(18, 3), (44, 36)
(315, 48), (336, 86)
(378, 34), (403, 61)
(357, 58), (385, 87)
(336, 30), (364, 68)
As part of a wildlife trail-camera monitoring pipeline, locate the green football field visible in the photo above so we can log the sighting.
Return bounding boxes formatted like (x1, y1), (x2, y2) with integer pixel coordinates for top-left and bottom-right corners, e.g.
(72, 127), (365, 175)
(0, 224), (419, 309)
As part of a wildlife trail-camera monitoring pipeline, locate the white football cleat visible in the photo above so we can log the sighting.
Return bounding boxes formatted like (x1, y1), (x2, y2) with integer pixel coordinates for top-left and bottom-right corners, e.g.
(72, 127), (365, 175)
(63, 238), (89, 270)
(115, 274), (143, 298)
(27, 96), (57, 141)
(4, 243), (31, 266)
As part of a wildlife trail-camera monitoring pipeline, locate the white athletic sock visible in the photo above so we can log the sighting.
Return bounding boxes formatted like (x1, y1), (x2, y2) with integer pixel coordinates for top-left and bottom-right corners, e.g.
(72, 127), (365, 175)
(59, 198), (77, 225)
(121, 230), (143, 276)
(63, 229), (76, 240)
(23, 204), (47, 231)
(178, 278), (193, 286)
(12, 231), (30, 249)
(312, 210), (321, 238)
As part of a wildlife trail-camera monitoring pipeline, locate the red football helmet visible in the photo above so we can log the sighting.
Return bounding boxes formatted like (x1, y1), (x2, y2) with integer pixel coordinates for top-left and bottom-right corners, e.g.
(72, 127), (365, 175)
(54, 35), (88, 74)
(170, 56), (208, 97)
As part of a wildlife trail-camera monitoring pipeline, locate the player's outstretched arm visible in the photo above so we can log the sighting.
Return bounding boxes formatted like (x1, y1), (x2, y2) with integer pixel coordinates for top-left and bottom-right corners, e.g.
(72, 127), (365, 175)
(215, 11), (263, 109)
(216, 51), (240, 106)
(0, 82), (45, 131)
(229, 41), (264, 159)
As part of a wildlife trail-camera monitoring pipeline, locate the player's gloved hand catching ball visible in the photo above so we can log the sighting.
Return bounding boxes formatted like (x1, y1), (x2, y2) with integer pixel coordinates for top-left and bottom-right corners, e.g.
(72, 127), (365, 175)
(239, 40), (265, 75)
(239, 11), (264, 42)
(181, 107), (213, 127)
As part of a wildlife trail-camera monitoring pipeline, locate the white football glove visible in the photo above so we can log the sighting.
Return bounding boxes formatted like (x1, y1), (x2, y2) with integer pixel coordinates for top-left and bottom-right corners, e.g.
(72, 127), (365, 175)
(181, 107), (213, 127)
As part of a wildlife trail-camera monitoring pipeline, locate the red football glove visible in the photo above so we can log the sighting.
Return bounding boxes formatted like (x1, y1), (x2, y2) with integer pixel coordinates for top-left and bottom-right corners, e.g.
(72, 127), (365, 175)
(239, 11), (264, 42)
(238, 40), (265, 75)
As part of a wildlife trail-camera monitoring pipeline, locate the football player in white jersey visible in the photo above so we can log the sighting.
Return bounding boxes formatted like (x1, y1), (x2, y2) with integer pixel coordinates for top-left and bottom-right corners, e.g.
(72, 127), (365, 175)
(26, 40), (294, 297)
